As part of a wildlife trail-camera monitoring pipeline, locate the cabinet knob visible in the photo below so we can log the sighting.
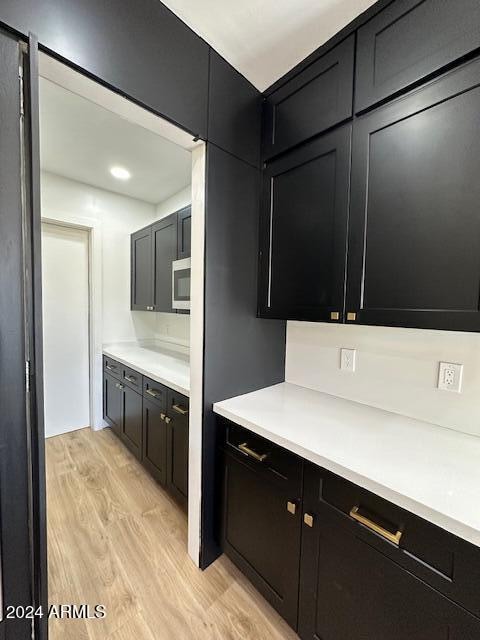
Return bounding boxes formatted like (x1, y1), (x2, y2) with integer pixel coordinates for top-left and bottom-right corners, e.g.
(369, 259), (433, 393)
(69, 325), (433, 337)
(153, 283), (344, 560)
(115, 383), (124, 390)
(330, 311), (340, 321)
(287, 501), (297, 515)
(160, 413), (166, 421)
(347, 311), (357, 321)
(304, 513), (314, 528)
(164, 416), (172, 424)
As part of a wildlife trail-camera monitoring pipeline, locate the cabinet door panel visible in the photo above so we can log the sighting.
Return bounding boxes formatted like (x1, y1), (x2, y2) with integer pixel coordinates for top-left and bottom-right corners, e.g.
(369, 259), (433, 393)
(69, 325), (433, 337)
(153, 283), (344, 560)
(142, 397), (167, 486)
(103, 373), (122, 438)
(177, 206), (192, 260)
(166, 390), (189, 508)
(152, 214), (177, 312)
(347, 58), (480, 331)
(259, 124), (351, 321)
(298, 465), (480, 640)
(263, 35), (354, 159)
(122, 386), (142, 460)
(222, 452), (302, 629)
(355, 0), (480, 112)
(131, 227), (153, 310)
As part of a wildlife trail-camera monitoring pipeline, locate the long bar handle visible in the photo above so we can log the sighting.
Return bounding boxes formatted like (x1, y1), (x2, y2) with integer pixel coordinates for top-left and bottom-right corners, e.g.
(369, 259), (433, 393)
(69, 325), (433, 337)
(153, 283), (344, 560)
(238, 442), (267, 462)
(124, 375), (137, 383)
(106, 364), (117, 371)
(350, 506), (402, 546)
(146, 388), (161, 398)
(172, 403), (188, 415)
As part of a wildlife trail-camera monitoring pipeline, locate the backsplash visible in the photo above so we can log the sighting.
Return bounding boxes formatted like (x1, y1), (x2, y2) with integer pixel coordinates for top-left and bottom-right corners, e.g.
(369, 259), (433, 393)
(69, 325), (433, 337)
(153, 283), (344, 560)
(285, 321), (480, 438)
(154, 312), (190, 347)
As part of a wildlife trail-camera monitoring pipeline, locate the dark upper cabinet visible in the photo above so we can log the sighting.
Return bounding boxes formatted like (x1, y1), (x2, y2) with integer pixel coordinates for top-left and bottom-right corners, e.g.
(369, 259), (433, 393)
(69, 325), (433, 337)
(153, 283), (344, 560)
(177, 206), (192, 260)
(122, 384), (143, 460)
(208, 50), (262, 167)
(355, 0), (480, 113)
(346, 57), (480, 331)
(103, 372), (123, 439)
(298, 464), (480, 640)
(152, 214), (177, 313)
(263, 35), (354, 160)
(0, 0), (209, 137)
(166, 389), (189, 509)
(142, 397), (168, 486)
(258, 124), (351, 322)
(131, 226), (153, 311)
(220, 421), (303, 629)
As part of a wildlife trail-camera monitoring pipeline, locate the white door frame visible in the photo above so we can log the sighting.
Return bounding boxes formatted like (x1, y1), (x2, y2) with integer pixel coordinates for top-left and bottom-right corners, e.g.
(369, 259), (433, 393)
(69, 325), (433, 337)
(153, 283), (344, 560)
(42, 215), (104, 430)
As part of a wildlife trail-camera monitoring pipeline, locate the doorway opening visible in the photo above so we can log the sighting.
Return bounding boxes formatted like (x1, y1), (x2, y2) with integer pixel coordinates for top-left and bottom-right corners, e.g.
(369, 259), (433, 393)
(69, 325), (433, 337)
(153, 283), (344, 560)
(38, 52), (206, 638)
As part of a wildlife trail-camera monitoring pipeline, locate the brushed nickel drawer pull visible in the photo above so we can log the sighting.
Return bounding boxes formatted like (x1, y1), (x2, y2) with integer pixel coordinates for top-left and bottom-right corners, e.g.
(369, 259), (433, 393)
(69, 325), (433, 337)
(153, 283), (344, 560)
(238, 442), (267, 462)
(124, 375), (136, 383)
(106, 364), (117, 371)
(172, 403), (188, 415)
(146, 388), (161, 398)
(350, 506), (402, 546)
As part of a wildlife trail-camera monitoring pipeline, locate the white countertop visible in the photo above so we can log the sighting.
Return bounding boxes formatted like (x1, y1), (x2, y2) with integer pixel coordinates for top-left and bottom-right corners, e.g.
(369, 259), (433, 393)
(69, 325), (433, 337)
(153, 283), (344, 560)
(214, 382), (480, 547)
(103, 342), (190, 397)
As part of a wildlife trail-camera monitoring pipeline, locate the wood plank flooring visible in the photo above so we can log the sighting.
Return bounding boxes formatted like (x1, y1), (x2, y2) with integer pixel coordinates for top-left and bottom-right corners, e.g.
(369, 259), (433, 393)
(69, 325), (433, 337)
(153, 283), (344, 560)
(46, 427), (298, 640)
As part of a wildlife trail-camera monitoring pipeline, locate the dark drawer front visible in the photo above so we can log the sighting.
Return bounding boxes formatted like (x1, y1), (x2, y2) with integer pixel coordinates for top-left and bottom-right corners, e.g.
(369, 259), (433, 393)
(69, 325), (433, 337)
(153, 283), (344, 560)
(263, 35), (354, 159)
(103, 355), (121, 380)
(142, 377), (167, 410)
(224, 420), (303, 489)
(355, 0), (480, 112)
(320, 469), (480, 618)
(122, 365), (142, 392)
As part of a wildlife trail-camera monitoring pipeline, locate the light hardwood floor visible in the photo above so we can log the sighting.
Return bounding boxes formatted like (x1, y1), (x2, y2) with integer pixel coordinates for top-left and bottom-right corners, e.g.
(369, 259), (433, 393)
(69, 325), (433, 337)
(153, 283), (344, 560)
(46, 427), (298, 640)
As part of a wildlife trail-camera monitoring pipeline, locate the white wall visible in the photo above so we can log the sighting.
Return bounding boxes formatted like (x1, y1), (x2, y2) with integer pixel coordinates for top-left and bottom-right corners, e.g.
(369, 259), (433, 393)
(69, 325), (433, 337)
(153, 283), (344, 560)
(155, 185), (191, 219)
(286, 322), (480, 438)
(41, 171), (157, 342)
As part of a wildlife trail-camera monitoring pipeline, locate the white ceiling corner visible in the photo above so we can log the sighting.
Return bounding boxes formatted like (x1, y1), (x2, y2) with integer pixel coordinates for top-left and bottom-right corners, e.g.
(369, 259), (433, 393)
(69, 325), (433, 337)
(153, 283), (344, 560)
(161, 0), (378, 91)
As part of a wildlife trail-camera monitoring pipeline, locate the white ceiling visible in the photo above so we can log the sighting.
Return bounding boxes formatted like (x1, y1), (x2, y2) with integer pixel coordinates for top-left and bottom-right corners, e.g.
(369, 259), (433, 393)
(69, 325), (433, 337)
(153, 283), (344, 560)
(162, 0), (378, 91)
(39, 78), (192, 204)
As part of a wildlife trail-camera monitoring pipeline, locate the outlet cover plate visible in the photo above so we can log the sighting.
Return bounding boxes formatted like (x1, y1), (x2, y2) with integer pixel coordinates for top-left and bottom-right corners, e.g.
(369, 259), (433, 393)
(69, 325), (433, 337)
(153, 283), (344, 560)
(438, 362), (463, 393)
(341, 348), (356, 373)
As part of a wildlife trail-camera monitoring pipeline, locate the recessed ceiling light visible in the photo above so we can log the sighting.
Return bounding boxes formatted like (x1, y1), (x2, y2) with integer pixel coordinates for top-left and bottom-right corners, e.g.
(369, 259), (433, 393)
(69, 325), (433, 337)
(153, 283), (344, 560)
(110, 166), (131, 180)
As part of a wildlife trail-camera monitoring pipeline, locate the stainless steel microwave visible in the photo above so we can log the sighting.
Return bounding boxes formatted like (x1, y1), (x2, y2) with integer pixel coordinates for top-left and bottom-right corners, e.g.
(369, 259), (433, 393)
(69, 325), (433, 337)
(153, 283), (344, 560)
(172, 257), (191, 310)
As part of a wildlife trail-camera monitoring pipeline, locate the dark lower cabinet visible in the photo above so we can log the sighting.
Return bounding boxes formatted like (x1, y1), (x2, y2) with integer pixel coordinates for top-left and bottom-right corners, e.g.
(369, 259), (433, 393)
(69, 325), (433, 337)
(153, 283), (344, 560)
(142, 397), (168, 486)
(166, 389), (189, 509)
(122, 384), (143, 460)
(299, 464), (480, 640)
(347, 56), (480, 331)
(220, 422), (303, 628)
(103, 372), (123, 439)
(259, 124), (351, 322)
(219, 420), (480, 638)
(103, 359), (189, 509)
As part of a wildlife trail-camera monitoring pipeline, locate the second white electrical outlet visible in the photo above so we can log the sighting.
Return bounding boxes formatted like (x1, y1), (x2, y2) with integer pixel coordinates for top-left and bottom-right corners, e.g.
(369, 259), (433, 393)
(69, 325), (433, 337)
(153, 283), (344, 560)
(341, 348), (356, 372)
(438, 362), (463, 393)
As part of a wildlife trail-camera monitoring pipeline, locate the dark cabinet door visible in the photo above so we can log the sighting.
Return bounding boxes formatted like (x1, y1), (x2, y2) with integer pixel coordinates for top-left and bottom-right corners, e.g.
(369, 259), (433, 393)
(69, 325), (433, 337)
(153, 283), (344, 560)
(259, 124), (351, 321)
(177, 206), (192, 260)
(221, 445), (303, 630)
(263, 35), (354, 160)
(298, 465), (480, 640)
(122, 385), (143, 460)
(103, 372), (123, 438)
(152, 214), (177, 312)
(131, 226), (153, 310)
(346, 57), (480, 332)
(166, 390), (189, 508)
(355, 0), (480, 112)
(142, 397), (167, 486)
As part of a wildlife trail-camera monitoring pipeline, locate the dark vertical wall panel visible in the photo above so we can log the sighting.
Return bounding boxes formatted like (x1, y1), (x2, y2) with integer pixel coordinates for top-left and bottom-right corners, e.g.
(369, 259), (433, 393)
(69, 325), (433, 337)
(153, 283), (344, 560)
(208, 50), (262, 167)
(0, 30), (34, 640)
(202, 144), (286, 566)
(0, 0), (209, 137)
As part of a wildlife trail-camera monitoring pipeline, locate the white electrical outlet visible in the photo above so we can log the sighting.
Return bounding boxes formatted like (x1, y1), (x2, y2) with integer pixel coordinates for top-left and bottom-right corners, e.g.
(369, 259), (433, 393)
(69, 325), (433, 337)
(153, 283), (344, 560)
(340, 348), (356, 372)
(438, 362), (463, 393)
